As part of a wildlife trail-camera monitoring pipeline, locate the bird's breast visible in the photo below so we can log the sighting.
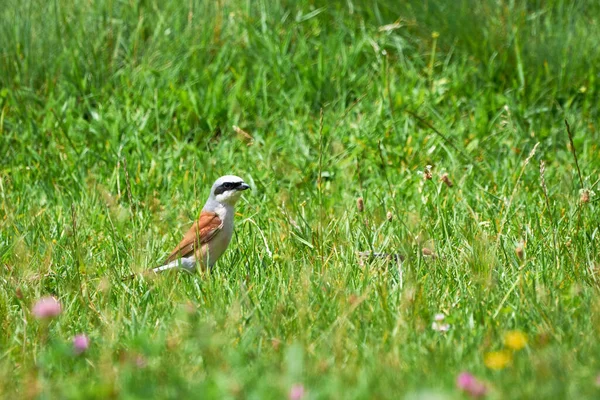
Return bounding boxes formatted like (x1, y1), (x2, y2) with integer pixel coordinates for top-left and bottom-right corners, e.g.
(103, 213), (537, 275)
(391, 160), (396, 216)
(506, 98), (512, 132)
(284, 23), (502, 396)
(203, 217), (234, 267)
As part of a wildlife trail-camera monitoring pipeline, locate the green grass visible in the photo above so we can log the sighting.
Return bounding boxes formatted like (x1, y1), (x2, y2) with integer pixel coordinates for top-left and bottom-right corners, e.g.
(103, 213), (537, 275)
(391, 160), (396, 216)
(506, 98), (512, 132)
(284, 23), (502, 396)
(1, 0), (600, 398)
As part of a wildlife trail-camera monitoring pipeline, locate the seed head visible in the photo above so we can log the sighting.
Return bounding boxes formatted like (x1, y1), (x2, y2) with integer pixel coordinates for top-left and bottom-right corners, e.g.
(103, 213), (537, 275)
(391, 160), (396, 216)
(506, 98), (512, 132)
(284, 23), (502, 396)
(580, 189), (590, 204)
(422, 247), (436, 258)
(271, 338), (281, 351)
(357, 197), (364, 212)
(441, 173), (453, 187)
(424, 165), (433, 180)
(515, 244), (524, 261)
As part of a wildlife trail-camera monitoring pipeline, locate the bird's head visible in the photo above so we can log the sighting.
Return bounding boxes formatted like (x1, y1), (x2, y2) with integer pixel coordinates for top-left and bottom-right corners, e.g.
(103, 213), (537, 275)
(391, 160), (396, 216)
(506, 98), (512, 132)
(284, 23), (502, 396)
(209, 175), (250, 206)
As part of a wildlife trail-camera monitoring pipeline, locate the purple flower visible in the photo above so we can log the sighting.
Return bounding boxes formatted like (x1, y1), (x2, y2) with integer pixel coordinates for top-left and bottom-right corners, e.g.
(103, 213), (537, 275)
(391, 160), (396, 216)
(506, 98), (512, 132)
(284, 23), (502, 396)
(457, 372), (475, 389)
(432, 322), (450, 332)
(432, 313), (450, 332)
(32, 296), (62, 319)
(289, 384), (305, 400)
(457, 372), (487, 398)
(134, 354), (148, 368)
(73, 334), (90, 354)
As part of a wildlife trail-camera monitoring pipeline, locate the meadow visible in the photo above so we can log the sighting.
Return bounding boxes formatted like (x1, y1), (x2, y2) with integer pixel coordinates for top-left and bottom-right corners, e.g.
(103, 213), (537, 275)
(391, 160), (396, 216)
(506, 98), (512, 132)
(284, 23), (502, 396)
(1, 0), (600, 398)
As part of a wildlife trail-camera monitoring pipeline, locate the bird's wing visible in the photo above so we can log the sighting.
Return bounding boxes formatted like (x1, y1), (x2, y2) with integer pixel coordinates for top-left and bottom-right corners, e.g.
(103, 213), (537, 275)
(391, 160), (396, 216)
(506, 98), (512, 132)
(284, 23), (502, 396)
(163, 211), (223, 264)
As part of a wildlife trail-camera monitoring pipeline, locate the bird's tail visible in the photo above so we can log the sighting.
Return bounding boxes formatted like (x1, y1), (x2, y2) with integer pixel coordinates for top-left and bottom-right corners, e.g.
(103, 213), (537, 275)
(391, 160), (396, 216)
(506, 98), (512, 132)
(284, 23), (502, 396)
(122, 257), (196, 281)
(151, 259), (185, 274)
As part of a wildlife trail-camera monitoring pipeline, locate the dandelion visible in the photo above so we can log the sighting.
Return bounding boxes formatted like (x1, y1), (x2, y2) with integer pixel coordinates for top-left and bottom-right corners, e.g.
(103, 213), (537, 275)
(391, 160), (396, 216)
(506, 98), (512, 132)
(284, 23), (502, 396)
(484, 350), (512, 370)
(456, 372), (487, 398)
(357, 197), (364, 212)
(289, 384), (305, 400)
(504, 330), (527, 351)
(32, 296), (62, 319)
(72, 334), (90, 355)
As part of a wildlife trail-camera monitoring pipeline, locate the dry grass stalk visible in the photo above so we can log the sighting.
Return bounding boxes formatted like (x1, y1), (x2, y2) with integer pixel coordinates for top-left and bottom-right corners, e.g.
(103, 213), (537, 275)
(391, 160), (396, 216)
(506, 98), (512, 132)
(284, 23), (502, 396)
(540, 160), (551, 211)
(232, 125), (254, 145)
(122, 157), (135, 211)
(564, 119), (584, 188)
(497, 142), (539, 246)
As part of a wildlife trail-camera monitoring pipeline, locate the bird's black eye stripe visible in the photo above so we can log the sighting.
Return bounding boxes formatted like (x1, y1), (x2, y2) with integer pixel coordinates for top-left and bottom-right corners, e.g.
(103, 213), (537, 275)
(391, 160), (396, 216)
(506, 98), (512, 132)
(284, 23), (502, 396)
(214, 181), (241, 195)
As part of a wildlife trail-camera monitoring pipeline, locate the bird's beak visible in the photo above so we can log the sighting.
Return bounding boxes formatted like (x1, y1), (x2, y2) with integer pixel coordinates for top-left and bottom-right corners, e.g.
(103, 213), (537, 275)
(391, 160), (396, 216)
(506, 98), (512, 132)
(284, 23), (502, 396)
(238, 183), (250, 191)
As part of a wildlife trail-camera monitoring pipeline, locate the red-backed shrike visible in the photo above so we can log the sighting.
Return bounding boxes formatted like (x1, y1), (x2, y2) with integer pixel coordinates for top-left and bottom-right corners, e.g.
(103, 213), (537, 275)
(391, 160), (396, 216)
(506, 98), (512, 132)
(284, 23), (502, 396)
(130, 175), (249, 277)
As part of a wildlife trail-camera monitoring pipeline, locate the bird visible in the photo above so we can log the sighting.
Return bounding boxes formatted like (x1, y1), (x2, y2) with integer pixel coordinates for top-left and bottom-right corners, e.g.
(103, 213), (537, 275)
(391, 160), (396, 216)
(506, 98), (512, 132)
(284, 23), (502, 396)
(127, 175), (250, 278)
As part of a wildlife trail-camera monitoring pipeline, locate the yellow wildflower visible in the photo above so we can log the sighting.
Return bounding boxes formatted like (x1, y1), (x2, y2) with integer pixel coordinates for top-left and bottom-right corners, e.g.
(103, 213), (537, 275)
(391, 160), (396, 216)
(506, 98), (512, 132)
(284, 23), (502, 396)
(484, 350), (512, 370)
(504, 330), (528, 351)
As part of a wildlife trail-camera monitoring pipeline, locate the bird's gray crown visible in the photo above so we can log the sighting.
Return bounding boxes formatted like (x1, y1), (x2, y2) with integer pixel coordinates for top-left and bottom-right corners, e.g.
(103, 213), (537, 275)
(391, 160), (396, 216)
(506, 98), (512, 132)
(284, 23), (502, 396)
(211, 175), (246, 196)
(204, 175), (249, 209)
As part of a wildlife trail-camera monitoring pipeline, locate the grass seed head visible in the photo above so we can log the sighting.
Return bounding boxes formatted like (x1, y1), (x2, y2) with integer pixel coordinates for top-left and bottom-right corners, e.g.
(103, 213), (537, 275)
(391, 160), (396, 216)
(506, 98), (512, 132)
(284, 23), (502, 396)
(271, 338), (281, 351)
(424, 165), (433, 180)
(422, 247), (437, 258)
(357, 197), (364, 212)
(580, 189), (590, 204)
(515, 244), (524, 261)
(539, 160), (547, 190)
(441, 173), (453, 187)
